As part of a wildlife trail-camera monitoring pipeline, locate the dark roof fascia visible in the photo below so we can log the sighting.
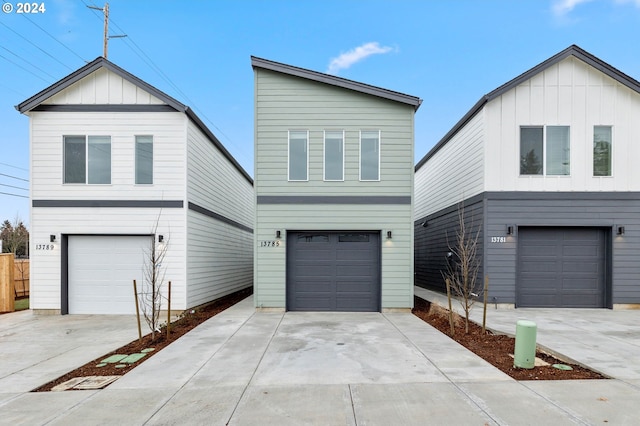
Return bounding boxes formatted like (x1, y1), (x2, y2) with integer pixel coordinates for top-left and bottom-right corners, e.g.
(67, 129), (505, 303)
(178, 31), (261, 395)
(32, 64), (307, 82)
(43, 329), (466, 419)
(251, 56), (422, 111)
(415, 44), (640, 171)
(185, 108), (253, 185)
(16, 57), (187, 113)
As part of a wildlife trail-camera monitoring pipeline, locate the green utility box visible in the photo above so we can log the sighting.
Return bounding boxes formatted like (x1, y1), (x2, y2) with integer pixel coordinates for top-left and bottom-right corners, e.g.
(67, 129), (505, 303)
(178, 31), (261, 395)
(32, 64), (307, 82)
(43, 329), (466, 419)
(514, 320), (537, 369)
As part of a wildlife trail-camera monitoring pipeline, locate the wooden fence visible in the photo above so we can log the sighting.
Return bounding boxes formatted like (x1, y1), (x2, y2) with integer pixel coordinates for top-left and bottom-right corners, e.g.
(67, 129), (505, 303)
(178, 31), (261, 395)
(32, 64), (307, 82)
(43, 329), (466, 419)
(0, 255), (29, 313)
(14, 259), (29, 298)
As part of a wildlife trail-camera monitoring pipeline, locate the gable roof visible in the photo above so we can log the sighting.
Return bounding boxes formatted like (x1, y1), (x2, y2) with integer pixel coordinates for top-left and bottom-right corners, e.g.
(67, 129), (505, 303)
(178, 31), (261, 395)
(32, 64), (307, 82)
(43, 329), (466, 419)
(251, 56), (422, 111)
(16, 57), (252, 184)
(415, 44), (640, 171)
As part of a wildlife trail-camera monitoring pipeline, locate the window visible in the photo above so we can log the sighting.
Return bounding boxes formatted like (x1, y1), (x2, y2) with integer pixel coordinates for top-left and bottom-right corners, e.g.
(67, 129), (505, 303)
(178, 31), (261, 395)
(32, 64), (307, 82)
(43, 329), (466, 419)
(360, 130), (380, 181)
(593, 126), (612, 177)
(288, 130), (308, 181)
(135, 135), (153, 184)
(520, 126), (569, 176)
(64, 135), (111, 184)
(324, 130), (344, 181)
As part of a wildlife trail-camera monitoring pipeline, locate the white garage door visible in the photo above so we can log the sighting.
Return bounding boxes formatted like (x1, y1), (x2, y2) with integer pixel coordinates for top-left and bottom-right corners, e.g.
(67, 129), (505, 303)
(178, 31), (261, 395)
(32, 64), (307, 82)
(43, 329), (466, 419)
(68, 235), (150, 314)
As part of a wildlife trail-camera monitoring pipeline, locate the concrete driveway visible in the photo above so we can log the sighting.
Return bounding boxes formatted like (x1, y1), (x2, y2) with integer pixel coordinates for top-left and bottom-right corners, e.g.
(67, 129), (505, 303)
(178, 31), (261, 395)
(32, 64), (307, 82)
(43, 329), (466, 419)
(1, 294), (640, 425)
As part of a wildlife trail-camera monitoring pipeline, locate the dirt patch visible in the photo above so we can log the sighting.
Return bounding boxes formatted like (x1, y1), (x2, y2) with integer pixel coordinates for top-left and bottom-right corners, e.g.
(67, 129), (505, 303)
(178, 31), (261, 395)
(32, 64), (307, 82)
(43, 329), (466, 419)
(33, 287), (252, 392)
(412, 296), (606, 380)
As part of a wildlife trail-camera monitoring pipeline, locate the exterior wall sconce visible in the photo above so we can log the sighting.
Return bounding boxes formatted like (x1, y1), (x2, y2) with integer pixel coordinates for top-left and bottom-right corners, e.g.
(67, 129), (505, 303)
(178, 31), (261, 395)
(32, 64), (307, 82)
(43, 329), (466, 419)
(158, 235), (164, 243)
(506, 225), (514, 236)
(50, 234), (56, 243)
(276, 230), (281, 239)
(617, 226), (625, 236)
(386, 231), (392, 239)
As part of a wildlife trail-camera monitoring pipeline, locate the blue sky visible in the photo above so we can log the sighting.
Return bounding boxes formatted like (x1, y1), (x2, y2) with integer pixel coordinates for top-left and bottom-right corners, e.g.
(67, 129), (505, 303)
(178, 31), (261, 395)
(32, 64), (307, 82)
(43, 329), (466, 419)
(1, 0), (640, 226)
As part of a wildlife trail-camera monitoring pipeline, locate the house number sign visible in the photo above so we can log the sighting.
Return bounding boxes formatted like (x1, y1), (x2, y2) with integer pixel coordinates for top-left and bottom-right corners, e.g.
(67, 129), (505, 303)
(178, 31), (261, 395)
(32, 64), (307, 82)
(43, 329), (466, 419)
(259, 240), (281, 247)
(35, 244), (55, 251)
(490, 237), (507, 243)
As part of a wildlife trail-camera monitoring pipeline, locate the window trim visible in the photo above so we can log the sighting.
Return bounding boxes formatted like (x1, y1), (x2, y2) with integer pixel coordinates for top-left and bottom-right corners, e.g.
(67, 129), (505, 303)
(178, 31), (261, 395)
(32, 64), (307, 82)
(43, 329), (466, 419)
(135, 135), (154, 185)
(323, 130), (345, 182)
(593, 125), (613, 178)
(63, 135), (112, 185)
(519, 125), (570, 177)
(359, 129), (381, 182)
(288, 130), (309, 182)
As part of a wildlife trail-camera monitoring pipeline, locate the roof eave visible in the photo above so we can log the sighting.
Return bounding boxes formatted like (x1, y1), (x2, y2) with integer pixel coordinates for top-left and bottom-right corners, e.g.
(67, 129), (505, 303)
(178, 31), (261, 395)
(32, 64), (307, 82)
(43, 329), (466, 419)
(415, 44), (640, 171)
(16, 57), (187, 113)
(251, 56), (422, 111)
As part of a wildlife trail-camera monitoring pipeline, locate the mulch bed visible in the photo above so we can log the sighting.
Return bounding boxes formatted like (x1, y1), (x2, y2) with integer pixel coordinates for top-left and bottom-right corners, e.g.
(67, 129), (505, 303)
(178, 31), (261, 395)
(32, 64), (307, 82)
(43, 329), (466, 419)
(412, 296), (606, 380)
(33, 287), (253, 392)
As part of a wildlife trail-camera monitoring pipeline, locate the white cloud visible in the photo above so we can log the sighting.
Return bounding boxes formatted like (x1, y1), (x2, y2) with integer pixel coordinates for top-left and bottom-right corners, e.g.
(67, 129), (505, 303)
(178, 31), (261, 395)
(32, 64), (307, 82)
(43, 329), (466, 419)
(553, 0), (640, 17)
(327, 42), (394, 75)
(552, 0), (594, 16)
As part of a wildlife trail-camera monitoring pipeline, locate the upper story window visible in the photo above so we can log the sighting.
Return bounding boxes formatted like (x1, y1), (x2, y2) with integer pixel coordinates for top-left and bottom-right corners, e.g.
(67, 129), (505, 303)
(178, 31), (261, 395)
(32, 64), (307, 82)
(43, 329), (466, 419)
(288, 130), (308, 181)
(64, 135), (111, 184)
(593, 126), (612, 177)
(135, 135), (153, 184)
(360, 130), (380, 181)
(324, 130), (344, 181)
(520, 126), (570, 176)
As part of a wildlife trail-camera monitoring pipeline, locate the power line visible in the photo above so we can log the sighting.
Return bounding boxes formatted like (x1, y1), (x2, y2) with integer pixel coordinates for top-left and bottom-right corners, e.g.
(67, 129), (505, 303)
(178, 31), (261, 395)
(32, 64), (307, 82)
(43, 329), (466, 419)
(0, 173), (29, 182)
(0, 183), (28, 191)
(12, 1), (87, 63)
(0, 52), (50, 83)
(0, 45), (58, 80)
(0, 162), (28, 172)
(0, 20), (74, 72)
(0, 191), (29, 199)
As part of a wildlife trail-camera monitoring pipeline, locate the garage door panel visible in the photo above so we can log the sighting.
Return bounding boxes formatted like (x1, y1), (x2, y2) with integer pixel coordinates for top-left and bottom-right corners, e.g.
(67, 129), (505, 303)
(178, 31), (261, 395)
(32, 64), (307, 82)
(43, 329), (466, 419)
(563, 278), (599, 290)
(69, 235), (150, 314)
(287, 232), (380, 311)
(563, 261), (598, 273)
(517, 227), (606, 308)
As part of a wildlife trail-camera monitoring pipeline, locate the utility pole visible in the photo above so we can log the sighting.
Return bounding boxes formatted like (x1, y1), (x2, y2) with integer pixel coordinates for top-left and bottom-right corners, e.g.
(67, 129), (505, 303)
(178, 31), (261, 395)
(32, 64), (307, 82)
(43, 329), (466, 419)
(86, 2), (126, 59)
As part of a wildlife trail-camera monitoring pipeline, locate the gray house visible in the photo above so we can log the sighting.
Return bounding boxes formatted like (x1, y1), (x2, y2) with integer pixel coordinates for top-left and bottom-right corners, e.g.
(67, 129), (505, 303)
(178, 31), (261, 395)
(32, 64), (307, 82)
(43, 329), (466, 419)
(252, 57), (421, 311)
(415, 45), (640, 309)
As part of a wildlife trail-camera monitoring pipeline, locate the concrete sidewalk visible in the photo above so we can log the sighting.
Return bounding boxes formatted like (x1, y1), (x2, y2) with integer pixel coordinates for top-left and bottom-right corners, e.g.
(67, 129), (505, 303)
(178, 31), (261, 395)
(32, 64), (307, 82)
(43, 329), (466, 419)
(1, 295), (639, 425)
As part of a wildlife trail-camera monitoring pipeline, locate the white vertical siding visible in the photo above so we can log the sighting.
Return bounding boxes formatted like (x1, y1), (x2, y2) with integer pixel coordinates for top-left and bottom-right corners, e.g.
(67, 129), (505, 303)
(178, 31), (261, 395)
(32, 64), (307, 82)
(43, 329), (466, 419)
(485, 56), (640, 192)
(43, 68), (165, 105)
(414, 111), (485, 219)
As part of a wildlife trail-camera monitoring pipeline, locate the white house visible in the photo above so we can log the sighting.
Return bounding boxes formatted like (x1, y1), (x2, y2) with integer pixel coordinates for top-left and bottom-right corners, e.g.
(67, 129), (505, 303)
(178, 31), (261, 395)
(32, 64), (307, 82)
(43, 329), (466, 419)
(17, 57), (254, 314)
(415, 45), (640, 308)
(252, 57), (422, 311)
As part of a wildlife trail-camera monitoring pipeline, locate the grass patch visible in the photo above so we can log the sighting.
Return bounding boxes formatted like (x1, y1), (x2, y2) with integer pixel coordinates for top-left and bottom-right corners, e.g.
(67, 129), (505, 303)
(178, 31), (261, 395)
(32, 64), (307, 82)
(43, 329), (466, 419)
(15, 298), (29, 311)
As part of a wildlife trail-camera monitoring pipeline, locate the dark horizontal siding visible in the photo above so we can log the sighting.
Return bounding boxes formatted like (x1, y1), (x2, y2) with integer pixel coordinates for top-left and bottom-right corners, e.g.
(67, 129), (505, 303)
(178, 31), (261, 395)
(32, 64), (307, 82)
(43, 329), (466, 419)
(414, 197), (484, 294)
(485, 193), (640, 305)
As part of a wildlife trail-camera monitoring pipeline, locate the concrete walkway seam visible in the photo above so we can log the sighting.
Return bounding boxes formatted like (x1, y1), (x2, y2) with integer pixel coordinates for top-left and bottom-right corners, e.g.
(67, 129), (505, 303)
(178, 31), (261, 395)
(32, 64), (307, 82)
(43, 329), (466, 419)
(143, 310), (259, 426)
(223, 312), (286, 426)
(381, 313), (502, 425)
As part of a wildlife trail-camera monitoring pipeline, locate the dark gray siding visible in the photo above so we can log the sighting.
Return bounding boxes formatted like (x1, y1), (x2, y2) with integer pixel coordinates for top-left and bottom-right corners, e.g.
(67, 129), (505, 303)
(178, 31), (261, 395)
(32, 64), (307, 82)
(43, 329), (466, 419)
(417, 192), (640, 306)
(486, 192), (639, 305)
(414, 195), (484, 293)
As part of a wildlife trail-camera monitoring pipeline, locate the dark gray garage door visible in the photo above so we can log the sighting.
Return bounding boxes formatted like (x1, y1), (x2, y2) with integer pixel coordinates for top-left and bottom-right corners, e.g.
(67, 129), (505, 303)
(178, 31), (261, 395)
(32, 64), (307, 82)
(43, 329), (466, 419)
(287, 232), (380, 311)
(517, 227), (607, 308)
